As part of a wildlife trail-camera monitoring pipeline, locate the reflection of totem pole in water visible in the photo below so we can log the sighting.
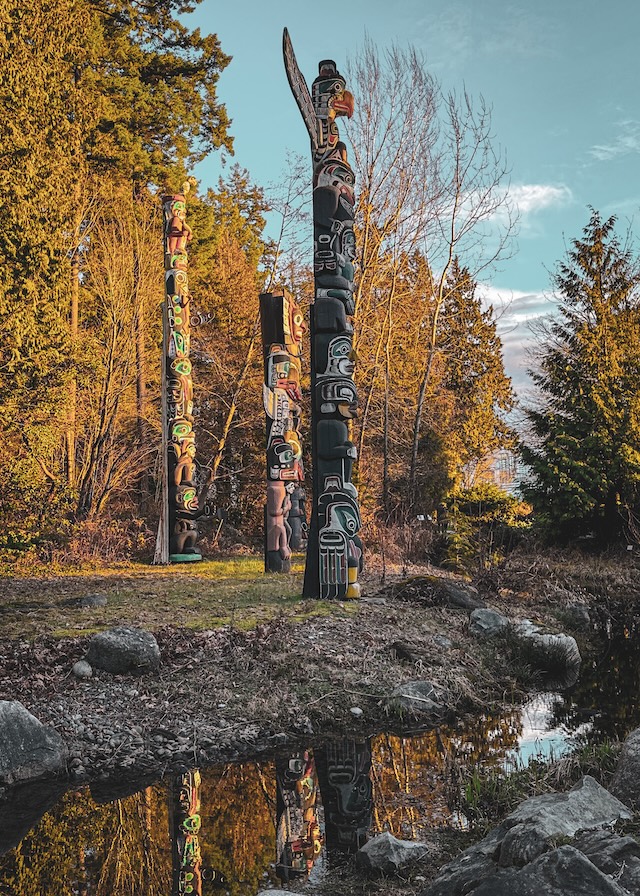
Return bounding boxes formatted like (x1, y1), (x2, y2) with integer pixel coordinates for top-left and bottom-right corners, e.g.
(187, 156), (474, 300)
(316, 739), (372, 852)
(259, 290), (307, 572)
(162, 194), (202, 563)
(283, 29), (363, 599)
(275, 749), (324, 882)
(171, 770), (203, 896)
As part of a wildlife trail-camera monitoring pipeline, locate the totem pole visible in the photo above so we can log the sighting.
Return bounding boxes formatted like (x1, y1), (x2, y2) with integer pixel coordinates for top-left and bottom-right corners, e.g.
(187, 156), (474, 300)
(260, 289), (307, 572)
(275, 749), (324, 882)
(159, 193), (202, 563)
(171, 770), (203, 896)
(315, 739), (372, 853)
(283, 29), (363, 599)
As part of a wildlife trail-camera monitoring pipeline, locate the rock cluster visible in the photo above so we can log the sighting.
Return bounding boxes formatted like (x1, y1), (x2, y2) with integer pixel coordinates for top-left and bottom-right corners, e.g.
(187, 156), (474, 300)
(422, 776), (633, 895)
(469, 607), (581, 685)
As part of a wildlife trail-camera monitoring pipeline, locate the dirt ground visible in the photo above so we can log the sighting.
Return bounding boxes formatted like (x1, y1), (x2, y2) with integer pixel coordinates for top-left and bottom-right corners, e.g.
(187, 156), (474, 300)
(0, 556), (568, 788)
(2, 550), (635, 895)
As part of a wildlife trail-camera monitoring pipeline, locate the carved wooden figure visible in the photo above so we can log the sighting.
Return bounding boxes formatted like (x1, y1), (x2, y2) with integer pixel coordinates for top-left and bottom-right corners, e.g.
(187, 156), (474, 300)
(161, 193), (202, 562)
(283, 29), (363, 598)
(260, 289), (307, 572)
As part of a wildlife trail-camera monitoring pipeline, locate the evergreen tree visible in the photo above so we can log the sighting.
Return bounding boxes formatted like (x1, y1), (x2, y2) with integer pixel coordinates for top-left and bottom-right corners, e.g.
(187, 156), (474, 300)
(439, 260), (514, 474)
(521, 210), (640, 542)
(0, 0), (234, 541)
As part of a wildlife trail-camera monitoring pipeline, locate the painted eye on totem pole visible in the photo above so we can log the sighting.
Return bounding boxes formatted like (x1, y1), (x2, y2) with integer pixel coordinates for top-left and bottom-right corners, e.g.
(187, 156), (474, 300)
(172, 358), (192, 376)
(330, 339), (350, 358)
(292, 310), (305, 336)
(334, 505), (357, 534)
(172, 421), (193, 439)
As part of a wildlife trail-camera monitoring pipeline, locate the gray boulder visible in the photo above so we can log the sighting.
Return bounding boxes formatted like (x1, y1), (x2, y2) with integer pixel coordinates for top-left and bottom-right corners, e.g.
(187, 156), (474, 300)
(72, 660), (93, 679)
(471, 846), (629, 896)
(574, 828), (640, 894)
(357, 831), (428, 874)
(424, 777), (631, 895)
(86, 626), (160, 674)
(512, 620), (581, 685)
(469, 607), (509, 637)
(0, 701), (67, 786)
(387, 680), (446, 716)
(564, 601), (591, 629)
(438, 580), (485, 611)
(610, 726), (640, 809)
(502, 775), (631, 852)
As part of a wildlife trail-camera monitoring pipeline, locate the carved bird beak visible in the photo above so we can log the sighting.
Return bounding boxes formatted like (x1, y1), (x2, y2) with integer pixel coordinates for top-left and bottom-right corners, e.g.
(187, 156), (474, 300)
(332, 90), (355, 118)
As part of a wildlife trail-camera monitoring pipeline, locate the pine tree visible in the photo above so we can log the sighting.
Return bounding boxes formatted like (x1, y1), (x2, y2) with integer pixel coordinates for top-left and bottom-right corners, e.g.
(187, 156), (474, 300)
(521, 210), (640, 542)
(439, 260), (514, 474)
(0, 0), (234, 539)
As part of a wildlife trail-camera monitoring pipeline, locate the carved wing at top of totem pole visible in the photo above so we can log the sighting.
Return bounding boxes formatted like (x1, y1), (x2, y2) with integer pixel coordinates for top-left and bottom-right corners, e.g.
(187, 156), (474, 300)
(283, 29), (363, 600)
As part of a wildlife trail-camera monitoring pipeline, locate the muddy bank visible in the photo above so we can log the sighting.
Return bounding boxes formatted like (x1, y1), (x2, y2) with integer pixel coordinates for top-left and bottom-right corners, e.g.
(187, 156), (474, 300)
(0, 576), (581, 789)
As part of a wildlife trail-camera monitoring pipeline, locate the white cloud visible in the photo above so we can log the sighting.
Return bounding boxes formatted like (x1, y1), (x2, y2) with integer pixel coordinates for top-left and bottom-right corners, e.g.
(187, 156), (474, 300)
(508, 184), (572, 217)
(477, 286), (559, 391)
(590, 120), (640, 161)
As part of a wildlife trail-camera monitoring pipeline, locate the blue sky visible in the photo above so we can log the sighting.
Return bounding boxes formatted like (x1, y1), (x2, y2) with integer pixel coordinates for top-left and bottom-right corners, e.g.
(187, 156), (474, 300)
(188, 0), (639, 393)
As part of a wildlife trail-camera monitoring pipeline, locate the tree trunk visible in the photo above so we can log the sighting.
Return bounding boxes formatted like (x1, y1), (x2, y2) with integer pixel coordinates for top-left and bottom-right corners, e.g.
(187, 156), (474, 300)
(133, 244), (149, 507)
(65, 250), (79, 488)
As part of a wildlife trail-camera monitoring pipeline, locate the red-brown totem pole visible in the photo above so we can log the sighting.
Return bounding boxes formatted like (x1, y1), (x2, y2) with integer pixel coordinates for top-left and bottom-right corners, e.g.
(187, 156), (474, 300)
(283, 29), (363, 598)
(260, 289), (307, 572)
(158, 193), (202, 563)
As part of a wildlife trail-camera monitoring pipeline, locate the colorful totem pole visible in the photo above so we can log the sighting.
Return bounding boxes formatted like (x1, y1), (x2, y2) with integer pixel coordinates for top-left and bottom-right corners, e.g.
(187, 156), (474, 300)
(161, 193), (202, 563)
(275, 749), (324, 882)
(171, 770), (203, 896)
(260, 289), (307, 572)
(283, 29), (363, 599)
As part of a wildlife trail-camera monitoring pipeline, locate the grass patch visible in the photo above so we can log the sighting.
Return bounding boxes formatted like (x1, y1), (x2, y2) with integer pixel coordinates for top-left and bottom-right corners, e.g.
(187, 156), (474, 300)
(0, 555), (320, 640)
(458, 737), (622, 833)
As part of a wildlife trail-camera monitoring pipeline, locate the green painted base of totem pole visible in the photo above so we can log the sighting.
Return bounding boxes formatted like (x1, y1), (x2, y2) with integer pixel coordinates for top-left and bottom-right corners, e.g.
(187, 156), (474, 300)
(169, 552), (203, 564)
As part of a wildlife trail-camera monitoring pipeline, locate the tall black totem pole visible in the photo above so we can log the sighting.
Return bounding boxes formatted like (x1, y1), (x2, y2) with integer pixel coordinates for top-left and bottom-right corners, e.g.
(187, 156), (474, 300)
(283, 29), (363, 599)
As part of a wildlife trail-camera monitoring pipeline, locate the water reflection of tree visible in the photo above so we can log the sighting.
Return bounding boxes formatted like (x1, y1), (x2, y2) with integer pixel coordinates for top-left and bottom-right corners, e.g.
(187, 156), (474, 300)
(94, 787), (168, 894)
(199, 763), (276, 896)
(0, 785), (170, 895)
(371, 717), (522, 836)
(548, 638), (640, 742)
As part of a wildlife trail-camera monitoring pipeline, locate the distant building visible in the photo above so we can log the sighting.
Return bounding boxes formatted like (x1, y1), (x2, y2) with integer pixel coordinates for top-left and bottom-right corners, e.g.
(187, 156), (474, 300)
(461, 450), (521, 494)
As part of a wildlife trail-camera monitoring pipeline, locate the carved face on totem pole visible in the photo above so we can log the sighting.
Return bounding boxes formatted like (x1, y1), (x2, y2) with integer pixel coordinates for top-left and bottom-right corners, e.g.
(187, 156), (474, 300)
(312, 62), (355, 147)
(317, 378), (358, 419)
(317, 335), (355, 377)
(284, 297), (307, 349)
(267, 345), (303, 402)
(166, 269), (189, 298)
(268, 436), (303, 481)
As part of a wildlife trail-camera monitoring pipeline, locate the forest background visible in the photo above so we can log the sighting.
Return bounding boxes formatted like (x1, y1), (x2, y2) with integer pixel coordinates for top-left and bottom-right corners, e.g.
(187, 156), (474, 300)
(2, 0), (637, 569)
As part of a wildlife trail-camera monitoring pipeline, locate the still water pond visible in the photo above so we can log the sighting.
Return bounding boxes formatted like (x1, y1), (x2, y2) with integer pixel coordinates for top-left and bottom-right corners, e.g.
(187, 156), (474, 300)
(1, 635), (638, 896)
